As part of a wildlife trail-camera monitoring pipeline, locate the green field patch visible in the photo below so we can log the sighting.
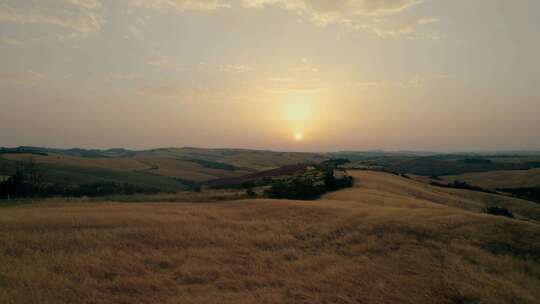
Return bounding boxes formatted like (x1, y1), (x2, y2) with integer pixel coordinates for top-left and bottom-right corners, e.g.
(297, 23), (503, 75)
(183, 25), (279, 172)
(182, 158), (239, 171)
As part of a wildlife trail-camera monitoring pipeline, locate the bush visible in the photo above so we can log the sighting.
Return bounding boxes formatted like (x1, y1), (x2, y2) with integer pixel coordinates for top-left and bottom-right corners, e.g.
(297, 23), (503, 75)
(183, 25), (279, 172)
(498, 187), (540, 203)
(430, 180), (495, 194)
(485, 206), (514, 218)
(265, 169), (353, 200)
(266, 179), (326, 200)
(246, 188), (256, 197)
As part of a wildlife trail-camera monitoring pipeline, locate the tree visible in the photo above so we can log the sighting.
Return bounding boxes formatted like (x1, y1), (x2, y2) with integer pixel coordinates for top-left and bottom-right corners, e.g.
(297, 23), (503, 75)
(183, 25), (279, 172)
(246, 188), (256, 197)
(0, 158), (44, 199)
(24, 157), (43, 186)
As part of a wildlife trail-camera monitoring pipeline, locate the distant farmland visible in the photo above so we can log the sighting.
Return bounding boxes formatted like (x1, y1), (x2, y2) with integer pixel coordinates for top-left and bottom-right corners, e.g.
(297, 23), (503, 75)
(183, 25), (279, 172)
(441, 168), (540, 189)
(0, 147), (324, 195)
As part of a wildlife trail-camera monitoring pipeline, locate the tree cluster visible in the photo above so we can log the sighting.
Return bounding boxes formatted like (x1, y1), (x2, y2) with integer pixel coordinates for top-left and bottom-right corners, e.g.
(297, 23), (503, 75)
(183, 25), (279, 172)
(0, 159), (160, 200)
(266, 169), (353, 200)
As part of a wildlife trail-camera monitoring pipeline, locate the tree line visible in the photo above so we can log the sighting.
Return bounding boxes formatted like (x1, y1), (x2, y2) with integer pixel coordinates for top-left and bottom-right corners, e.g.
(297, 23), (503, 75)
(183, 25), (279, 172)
(0, 158), (160, 200)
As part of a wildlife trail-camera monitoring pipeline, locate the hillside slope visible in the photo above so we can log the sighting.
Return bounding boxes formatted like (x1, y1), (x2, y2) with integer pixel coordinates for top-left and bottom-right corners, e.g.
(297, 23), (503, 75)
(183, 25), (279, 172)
(1, 171), (539, 303)
(441, 168), (540, 189)
(0, 148), (323, 192)
(324, 171), (540, 222)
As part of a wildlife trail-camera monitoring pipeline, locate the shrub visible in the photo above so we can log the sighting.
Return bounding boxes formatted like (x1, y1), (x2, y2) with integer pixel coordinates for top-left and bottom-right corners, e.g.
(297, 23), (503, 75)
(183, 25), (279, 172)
(192, 184), (202, 193)
(246, 188), (256, 197)
(266, 179), (326, 200)
(265, 169), (353, 200)
(485, 206), (514, 218)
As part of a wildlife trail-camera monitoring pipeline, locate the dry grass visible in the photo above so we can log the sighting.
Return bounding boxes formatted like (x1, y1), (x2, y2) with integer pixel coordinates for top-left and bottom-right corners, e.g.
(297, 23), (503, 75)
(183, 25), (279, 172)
(441, 168), (540, 189)
(91, 188), (253, 203)
(329, 171), (540, 222)
(221, 152), (322, 171)
(1, 171), (539, 304)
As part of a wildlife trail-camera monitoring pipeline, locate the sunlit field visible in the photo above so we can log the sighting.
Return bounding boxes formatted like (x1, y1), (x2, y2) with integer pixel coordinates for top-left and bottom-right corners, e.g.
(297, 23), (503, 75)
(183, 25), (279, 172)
(1, 171), (539, 304)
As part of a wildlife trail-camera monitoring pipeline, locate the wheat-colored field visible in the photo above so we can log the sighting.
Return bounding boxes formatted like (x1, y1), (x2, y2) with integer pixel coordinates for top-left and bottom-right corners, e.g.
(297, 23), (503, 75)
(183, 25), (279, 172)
(221, 152), (322, 171)
(441, 168), (540, 189)
(1, 171), (539, 304)
(330, 171), (540, 221)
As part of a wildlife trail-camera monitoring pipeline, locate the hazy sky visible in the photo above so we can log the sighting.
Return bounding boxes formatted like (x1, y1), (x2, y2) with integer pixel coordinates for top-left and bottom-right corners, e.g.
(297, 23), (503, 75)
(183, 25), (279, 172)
(1, 0), (539, 152)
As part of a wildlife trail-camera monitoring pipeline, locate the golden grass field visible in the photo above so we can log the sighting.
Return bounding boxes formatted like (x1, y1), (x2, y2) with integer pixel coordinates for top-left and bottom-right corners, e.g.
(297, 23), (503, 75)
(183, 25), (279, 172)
(441, 168), (540, 189)
(1, 171), (539, 304)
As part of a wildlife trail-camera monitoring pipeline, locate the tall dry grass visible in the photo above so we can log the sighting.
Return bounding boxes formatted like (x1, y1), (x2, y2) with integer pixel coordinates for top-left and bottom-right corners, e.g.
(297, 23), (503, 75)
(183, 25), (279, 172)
(0, 201), (538, 303)
(0, 171), (539, 303)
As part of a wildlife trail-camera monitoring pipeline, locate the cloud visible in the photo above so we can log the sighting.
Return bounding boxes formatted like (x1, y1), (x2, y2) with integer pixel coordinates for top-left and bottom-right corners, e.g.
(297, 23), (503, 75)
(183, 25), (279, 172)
(242, 0), (436, 37)
(350, 73), (450, 90)
(0, 2), (104, 40)
(355, 81), (381, 87)
(263, 76), (326, 92)
(289, 65), (319, 73)
(136, 84), (249, 102)
(243, 0), (420, 16)
(128, 0), (230, 12)
(146, 54), (185, 70)
(125, 0), (427, 37)
(0, 70), (45, 86)
(63, 0), (102, 9)
(398, 74), (424, 88)
(218, 64), (253, 73)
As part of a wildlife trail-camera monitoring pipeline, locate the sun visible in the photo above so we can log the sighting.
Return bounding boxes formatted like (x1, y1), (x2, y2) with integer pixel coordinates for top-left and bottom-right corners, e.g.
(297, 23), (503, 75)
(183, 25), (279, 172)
(294, 132), (303, 141)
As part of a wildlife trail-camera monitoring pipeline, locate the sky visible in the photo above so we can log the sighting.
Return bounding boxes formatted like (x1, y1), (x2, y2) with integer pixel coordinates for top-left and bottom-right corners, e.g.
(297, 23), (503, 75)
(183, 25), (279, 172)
(1, 0), (539, 152)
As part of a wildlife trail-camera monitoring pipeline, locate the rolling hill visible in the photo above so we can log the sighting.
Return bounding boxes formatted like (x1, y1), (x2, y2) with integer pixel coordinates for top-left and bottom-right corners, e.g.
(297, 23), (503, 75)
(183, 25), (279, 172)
(0, 147), (324, 193)
(0, 170), (539, 304)
(441, 168), (540, 189)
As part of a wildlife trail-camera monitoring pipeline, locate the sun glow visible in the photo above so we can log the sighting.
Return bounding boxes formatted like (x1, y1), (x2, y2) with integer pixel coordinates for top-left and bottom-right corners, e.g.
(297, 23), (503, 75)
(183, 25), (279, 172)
(284, 93), (315, 124)
(283, 92), (318, 144)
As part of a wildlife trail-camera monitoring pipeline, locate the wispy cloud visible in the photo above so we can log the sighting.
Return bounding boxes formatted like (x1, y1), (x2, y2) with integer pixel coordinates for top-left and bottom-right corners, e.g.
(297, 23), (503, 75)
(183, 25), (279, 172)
(351, 73), (451, 90)
(0, 2), (104, 41)
(263, 76), (326, 93)
(218, 64), (253, 73)
(242, 0), (421, 17)
(128, 0), (230, 12)
(241, 0), (432, 37)
(63, 0), (102, 10)
(0, 70), (46, 86)
(146, 54), (185, 70)
(418, 17), (440, 25)
(123, 0), (437, 38)
(136, 84), (250, 102)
